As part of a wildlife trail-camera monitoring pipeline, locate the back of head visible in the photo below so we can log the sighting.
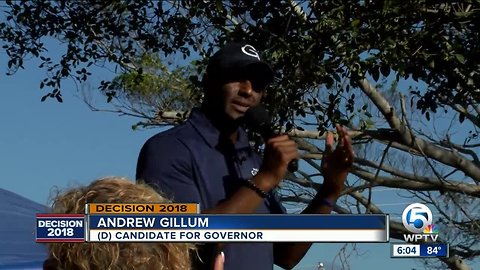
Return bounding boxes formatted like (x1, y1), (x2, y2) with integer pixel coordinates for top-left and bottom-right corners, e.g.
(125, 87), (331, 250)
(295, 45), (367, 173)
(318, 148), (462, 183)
(47, 177), (195, 270)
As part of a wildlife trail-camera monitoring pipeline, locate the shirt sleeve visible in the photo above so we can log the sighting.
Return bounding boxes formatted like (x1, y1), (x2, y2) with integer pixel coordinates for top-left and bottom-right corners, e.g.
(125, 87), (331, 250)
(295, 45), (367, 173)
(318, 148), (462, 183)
(136, 136), (202, 204)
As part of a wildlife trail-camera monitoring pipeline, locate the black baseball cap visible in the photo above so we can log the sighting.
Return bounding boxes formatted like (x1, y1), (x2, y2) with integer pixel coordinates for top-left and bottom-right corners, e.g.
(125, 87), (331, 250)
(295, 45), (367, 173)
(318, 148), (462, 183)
(206, 43), (274, 88)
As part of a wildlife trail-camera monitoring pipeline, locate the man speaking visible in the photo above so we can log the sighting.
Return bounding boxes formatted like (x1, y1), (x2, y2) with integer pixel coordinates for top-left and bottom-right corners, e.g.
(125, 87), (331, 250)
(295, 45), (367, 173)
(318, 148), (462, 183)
(136, 42), (354, 269)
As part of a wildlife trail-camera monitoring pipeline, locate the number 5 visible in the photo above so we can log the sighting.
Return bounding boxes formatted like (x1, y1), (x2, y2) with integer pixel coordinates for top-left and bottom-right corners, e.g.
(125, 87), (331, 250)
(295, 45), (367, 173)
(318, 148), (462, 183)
(409, 208), (427, 232)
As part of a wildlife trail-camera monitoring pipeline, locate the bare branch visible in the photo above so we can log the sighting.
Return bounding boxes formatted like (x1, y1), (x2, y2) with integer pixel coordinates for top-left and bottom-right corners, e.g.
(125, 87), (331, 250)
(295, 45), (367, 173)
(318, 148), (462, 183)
(440, 137), (480, 166)
(358, 79), (480, 183)
(449, 103), (480, 128)
(358, 78), (404, 132)
(350, 167), (480, 197)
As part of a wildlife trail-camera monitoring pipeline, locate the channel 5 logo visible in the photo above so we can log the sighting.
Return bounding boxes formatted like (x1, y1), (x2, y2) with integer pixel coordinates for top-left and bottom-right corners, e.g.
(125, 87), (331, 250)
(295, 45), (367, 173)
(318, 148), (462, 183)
(402, 203), (438, 242)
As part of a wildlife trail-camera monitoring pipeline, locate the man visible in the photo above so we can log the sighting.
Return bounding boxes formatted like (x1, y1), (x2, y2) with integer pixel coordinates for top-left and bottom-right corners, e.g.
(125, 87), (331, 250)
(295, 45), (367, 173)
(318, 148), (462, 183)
(136, 42), (354, 270)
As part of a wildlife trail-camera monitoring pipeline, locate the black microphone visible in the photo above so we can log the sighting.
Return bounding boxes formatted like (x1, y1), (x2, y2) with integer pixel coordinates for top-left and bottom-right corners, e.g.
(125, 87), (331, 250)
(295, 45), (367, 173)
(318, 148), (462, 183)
(243, 105), (298, 172)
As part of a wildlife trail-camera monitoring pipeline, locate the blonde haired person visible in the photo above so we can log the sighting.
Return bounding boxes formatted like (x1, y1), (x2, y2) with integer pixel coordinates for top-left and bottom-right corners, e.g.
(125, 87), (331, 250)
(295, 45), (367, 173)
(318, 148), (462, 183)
(43, 177), (224, 270)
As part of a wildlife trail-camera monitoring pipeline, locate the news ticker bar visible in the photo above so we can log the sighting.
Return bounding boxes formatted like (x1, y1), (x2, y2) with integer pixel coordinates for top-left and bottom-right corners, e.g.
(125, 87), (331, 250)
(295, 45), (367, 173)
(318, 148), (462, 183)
(36, 212), (389, 243)
(391, 243), (449, 258)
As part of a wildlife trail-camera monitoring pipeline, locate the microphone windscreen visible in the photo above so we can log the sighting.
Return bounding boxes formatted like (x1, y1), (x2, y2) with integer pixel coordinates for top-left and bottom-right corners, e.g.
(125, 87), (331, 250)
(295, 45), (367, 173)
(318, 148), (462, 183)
(243, 105), (271, 132)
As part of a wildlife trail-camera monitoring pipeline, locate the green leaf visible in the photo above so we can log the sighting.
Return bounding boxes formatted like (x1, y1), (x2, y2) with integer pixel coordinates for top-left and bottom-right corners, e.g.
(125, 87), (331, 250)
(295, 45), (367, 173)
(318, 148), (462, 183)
(215, 0), (224, 12)
(351, 19), (360, 28)
(380, 65), (390, 77)
(41, 93), (50, 102)
(365, 118), (375, 129)
(455, 54), (465, 64)
(371, 67), (380, 82)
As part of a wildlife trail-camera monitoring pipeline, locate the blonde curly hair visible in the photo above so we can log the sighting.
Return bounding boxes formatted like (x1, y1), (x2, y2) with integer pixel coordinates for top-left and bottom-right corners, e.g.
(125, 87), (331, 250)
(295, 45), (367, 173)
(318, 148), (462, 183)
(46, 177), (196, 270)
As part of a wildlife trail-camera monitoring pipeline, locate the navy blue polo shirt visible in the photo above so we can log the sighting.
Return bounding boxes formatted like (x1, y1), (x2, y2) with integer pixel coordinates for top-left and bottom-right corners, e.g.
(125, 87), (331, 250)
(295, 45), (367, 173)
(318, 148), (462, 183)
(136, 108), (285, 270)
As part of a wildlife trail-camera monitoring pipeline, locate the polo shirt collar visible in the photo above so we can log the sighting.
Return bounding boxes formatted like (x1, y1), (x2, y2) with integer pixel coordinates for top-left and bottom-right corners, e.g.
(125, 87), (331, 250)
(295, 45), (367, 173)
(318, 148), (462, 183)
(189, 108), (250, 150)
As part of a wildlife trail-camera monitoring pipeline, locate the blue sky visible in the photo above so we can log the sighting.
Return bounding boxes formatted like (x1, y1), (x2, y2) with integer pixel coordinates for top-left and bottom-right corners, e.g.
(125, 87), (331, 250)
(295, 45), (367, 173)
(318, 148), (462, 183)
(0, 62), (159, 206)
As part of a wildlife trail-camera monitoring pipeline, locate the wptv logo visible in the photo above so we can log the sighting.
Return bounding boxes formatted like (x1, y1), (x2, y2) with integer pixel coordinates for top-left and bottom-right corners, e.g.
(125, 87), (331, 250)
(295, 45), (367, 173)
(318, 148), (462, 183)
(402, 203), (439, 242)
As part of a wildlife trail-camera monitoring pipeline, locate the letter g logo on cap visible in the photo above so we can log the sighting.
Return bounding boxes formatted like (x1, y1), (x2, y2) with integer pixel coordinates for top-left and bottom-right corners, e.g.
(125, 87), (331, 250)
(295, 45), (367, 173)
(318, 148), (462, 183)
(241, 45), (260, 60)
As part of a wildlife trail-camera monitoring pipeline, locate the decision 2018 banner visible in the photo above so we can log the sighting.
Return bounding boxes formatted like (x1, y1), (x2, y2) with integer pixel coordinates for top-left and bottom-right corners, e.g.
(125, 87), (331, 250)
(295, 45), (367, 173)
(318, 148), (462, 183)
(36, 203), (389, 243)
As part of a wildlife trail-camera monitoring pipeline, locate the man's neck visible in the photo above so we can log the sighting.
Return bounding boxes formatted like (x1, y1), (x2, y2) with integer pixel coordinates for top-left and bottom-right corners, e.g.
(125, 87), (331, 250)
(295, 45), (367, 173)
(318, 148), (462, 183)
(201, 106), (239, 144)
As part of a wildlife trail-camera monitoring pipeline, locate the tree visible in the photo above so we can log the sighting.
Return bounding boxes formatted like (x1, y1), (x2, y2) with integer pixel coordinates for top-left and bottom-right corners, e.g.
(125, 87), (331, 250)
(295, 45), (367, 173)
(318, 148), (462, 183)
(1, 1), (480, 269)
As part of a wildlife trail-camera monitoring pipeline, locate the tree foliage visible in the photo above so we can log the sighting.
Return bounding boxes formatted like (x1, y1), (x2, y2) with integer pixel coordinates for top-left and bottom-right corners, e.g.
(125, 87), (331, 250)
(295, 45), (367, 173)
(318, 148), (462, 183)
(2, 1), (480, 269)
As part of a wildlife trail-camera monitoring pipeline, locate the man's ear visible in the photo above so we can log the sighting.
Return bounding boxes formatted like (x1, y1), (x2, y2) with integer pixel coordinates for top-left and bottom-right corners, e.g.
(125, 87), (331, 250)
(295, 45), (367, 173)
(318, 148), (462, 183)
(203, 74), (222, 96)
(202, 74), (216, 102)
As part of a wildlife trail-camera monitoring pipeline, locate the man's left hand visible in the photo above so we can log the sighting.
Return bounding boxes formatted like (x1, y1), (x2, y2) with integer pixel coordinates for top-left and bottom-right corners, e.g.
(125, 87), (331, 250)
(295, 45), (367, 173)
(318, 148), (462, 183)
(320, 124), (354, 197)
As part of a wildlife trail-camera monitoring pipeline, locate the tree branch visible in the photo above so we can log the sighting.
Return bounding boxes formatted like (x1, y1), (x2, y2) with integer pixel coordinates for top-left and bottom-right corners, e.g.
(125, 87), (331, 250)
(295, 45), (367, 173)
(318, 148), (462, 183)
(350, 166), (480, 197)
(358, 79), (480, 183)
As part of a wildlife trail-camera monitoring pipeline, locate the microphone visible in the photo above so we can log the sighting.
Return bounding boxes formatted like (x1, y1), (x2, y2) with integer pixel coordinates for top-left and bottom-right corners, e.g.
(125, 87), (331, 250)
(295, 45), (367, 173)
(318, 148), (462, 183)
(243, 105), (298, 172)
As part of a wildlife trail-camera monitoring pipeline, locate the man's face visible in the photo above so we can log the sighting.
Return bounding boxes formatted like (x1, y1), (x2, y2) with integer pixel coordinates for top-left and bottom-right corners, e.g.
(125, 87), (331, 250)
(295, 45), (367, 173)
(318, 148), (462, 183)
(221, 80), (263, 120)
(206, 72), (266, 121)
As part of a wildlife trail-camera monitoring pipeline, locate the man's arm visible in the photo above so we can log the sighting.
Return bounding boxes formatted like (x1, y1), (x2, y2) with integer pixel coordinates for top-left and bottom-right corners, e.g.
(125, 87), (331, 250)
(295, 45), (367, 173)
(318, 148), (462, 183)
(273, 125), (354, 269)
(136, 136), (203, 203)
(203, 134), (298, 214)
(136, 135), (296, 214)
(137, 134), (298, 269)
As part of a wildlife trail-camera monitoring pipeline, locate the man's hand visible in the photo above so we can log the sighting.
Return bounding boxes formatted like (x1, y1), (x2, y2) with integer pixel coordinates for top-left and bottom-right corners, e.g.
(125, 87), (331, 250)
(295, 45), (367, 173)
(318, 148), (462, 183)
(272, 125), (353, 269)
(213, 251), (224, 270)
(254, 135), (299, 191)
(321, 124), (354, 197)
